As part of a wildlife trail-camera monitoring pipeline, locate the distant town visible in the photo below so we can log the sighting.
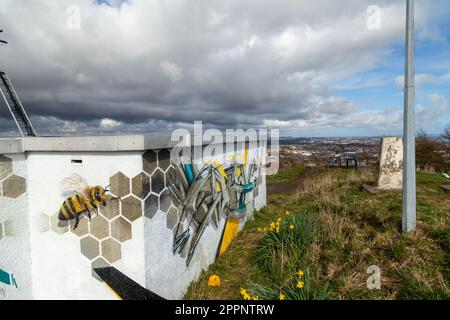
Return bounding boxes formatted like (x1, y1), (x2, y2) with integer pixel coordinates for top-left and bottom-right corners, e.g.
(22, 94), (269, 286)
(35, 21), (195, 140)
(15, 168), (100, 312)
(276, 136), (383, 169)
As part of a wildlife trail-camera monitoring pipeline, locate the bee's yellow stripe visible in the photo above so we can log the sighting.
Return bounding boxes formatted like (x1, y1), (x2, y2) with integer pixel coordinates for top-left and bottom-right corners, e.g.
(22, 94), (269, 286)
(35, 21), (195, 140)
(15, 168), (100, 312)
(60, 206), (70, 219)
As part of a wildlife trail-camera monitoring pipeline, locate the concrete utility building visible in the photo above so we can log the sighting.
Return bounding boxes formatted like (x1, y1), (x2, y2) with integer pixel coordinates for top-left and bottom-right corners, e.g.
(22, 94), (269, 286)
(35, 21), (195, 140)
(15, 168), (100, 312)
(0, 134), (267, 300)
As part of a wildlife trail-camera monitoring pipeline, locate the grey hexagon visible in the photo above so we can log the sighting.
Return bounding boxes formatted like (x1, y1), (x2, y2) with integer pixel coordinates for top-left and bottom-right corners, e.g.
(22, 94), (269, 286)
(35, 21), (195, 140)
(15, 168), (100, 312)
(3, 220), (14, 237)
(144, 194), (159, 219)
(111, 217), (132, 243)
(158, 149), (171, 171)
(81, 236), (100, 260)
(35, 212), (50, 233)
(69, 216), (89, 237)
(91, 257), (110, 282)
(90, 215), (109, 240)
(121, 196), (143, 222)
(131, 172), (151, 200)
(2, 175), (26, 198)
(160, 189), (172, 212)
(109, 172), (130, 198)
(50, 213), (69, 235)
(151, 169), (165, 194)
(101, 238), (121, 263)
(0, 155), (12, 180)
(143, 151), (158, 175)
(100, 194), (120, 220)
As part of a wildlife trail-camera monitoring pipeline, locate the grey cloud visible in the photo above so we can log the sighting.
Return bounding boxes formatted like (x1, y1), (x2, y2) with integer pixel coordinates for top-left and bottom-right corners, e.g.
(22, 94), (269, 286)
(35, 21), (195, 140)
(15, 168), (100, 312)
(0, 0), (440, 136)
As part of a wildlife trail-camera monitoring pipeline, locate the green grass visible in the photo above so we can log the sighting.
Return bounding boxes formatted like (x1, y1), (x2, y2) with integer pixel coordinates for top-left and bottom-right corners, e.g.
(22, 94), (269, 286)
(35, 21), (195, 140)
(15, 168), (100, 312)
(266, 166), (306, 184)
(184, 168), (450, 300)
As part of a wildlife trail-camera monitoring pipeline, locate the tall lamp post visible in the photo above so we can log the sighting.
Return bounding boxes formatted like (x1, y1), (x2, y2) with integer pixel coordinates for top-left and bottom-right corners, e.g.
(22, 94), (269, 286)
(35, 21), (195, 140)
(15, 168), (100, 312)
(402, 0), (416, 232)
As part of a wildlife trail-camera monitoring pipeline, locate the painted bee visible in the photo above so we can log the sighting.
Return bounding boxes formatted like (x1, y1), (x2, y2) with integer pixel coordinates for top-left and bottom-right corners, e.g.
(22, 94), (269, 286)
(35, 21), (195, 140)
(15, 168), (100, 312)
(58, 174), (110, 230)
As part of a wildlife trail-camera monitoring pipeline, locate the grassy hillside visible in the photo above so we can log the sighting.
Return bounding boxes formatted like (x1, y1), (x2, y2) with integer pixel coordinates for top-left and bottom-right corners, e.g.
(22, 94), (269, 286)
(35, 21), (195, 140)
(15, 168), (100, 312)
(185, 167), (450, 300)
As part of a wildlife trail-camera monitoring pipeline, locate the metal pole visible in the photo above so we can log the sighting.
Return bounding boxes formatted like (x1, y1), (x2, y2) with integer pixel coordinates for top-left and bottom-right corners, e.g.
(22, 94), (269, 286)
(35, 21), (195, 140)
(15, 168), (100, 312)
(402, 0), (416, 232)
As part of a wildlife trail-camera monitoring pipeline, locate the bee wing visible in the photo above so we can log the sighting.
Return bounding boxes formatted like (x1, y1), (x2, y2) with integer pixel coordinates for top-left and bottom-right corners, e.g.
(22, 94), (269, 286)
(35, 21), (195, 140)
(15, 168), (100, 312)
(61, 173), (90, 198)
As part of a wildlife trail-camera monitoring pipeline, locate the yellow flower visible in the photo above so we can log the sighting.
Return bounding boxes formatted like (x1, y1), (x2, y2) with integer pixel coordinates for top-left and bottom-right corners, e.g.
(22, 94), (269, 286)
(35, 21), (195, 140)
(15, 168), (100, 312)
(253, 296), (259, 300)
(263, 228), (268, 233)
(277, 218), (282, 223)
(240, 288), (252, 300)
(270, 222), (276, 229)
(208, 275), (221, 287)
(285, 210), (290, 216)
(290, 224), (295, 230)
(276, 227), (280, 233)
(257, 227), (262, 232)
(278, 293), (286, 300)
(296, 280), (305, 289)
(297, 270), (304, 277)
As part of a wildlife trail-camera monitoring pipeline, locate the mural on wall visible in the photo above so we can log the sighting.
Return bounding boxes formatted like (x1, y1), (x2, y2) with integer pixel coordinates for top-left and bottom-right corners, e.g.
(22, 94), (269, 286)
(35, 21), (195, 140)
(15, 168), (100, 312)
(58, 174), (111, 229)
(0, 155), (27, 201)
(45, 149), (176, 283)
(45, 147), (263, 293)
(0, 155), (27, 242)
(167, 148), (262, 266)
(0, 268), (18, 289)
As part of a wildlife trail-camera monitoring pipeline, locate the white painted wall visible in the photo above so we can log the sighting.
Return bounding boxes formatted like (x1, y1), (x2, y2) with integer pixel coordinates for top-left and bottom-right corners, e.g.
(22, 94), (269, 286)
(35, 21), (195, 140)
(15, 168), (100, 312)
(0, 153), (32, 300)
(26, 152), (145, 300)
(1, 143), (266, 300)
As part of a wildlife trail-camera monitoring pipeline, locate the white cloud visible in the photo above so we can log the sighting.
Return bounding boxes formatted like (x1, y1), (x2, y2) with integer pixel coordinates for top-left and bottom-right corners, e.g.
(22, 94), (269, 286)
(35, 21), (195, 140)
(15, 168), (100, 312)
(395, 73), (450, 88)
(100, 118), (122, 129)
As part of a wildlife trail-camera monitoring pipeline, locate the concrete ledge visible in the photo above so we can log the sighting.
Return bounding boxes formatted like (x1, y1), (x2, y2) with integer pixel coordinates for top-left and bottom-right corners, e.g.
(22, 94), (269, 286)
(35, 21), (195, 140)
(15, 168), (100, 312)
(0, 133), (266, 154)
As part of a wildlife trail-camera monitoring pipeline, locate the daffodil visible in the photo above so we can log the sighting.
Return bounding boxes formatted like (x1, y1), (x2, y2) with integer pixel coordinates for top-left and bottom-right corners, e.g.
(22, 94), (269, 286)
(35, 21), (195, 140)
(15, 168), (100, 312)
(277, 218), (282, 223)
(290, 224), (295, 230)
(297, 270), (304, 277)
(208, 275), (221, 287)
(285, 210), (290, 216)
(296, 280), (305, 289)
(278, 293), (286, 300)
(270, 222), (276, 229)
(240, 288), (251, 300)
(257, 227), (262, 232)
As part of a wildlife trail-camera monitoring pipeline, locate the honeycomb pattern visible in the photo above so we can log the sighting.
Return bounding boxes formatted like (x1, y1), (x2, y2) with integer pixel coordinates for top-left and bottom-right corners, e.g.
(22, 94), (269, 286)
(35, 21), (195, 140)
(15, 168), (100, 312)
(111, 217), (132, 242)
(100, 195), (120, 220)
(0, 156), (27, 199)
(101, 238), (121, 263)
(151, 169), (165, 195)
(43, 149), (174, 282)
(110, 172), (130, 198)
(158, 149), (171, 171)
(143, 150), (158, 175)
(81, 236), (100, 260)
(132, 173), (150, 199)
(121, 196), (142, 222)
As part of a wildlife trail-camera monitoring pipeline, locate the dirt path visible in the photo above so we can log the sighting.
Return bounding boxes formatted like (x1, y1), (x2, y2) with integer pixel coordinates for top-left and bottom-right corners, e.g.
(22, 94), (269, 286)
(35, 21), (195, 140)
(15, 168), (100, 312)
(267, 166), (321, 194)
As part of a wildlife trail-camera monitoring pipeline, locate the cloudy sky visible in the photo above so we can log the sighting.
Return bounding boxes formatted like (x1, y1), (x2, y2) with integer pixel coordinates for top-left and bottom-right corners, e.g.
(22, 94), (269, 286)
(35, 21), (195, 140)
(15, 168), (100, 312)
(0, 0), (449, 137)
